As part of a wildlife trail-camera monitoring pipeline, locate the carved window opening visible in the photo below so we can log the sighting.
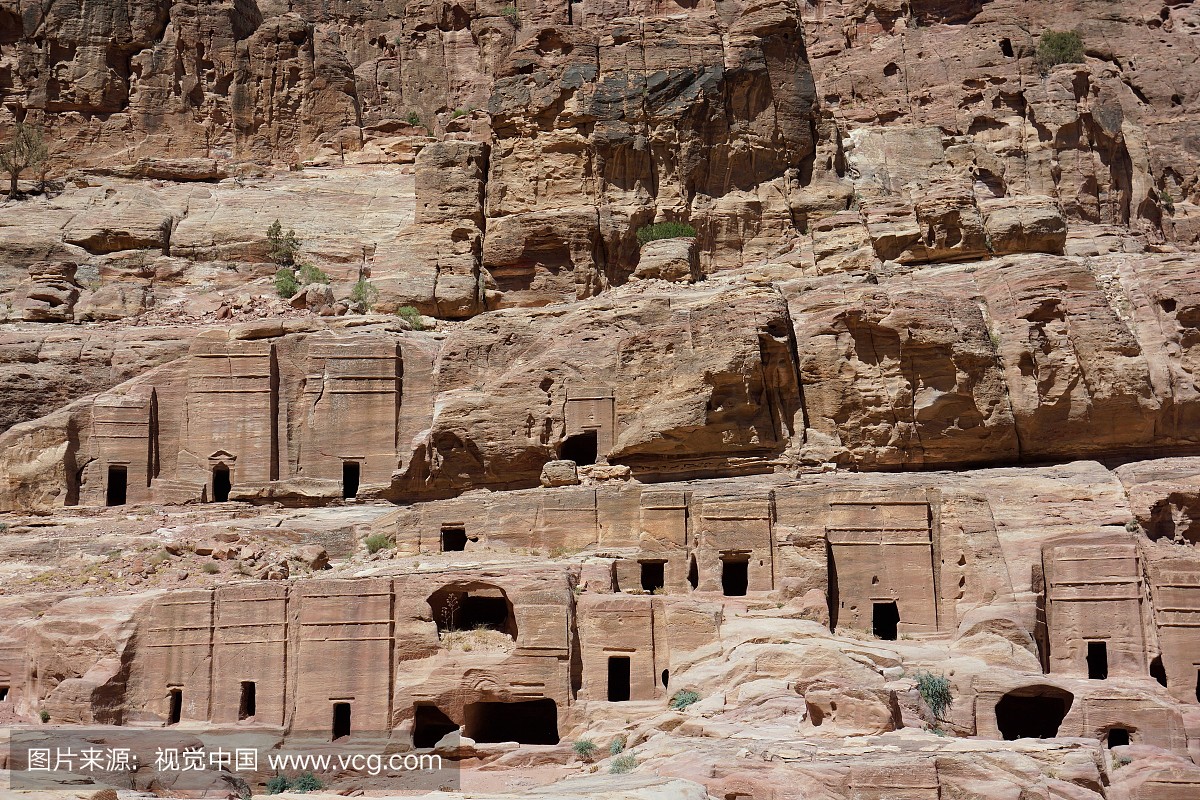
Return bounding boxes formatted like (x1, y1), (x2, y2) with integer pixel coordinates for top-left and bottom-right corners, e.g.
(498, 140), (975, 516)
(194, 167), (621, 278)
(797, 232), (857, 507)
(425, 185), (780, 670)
(428, 584), (516, 638)
(342, 461), (360, 499)
(559, 431), (597, 465)
(872, 601), (900, 641)
(639, 561), (665, 593)
(464, 699), (559, 744)
(239, 681), (256, 721)
(1087, 641), (1108, 680)
(0, 686), (8, 702)
(211, 465), (231, 503)
(661, 669), (669, 690)
(106, 465), (127, 507)
(1107, 727), (1131, 747)
(413, 704), (459, 748)
(1150, 655), (1167, 687)
(441, 526), (468, 552)
(167, 688), (183, 725)
(687, 555), (698, 591)
(332, 702), (352, 740)
(1000, 38), (1013, 57)
(607, 656), (631, 702)
(721, 556), (748, 597)
(995, 686), (1073, 740)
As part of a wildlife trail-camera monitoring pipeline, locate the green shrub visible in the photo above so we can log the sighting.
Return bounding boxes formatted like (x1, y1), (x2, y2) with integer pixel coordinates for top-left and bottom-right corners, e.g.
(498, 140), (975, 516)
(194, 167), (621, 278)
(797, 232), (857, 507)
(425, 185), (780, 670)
(451, 108), (468, 118)
(297, 263), (330, 285)
(351, 278), (379, 310)
(1036, 30), (1084, 71)
(1161, 188), (1176, 214)
(501, 4), (519, 23)
(397, 305), (425, 330)
(292, 772), (323, 793)
(275, 268), (300, 299)
(406, 111), (422, 127)
(267, 220), (301, 266)
(202, 561), (220, 575)
(1125, 519), (1141, 533)
(609, 735), (626, 755)
(668, 689), (700, 710)
(609, 753), (637, 774)
(39, 709), (50, 723)
(636, 221), (697, 247)
(365, 533), (393, 554)
(915, 671), (953, 720)
(572, 739), (598, 760)
(266, 774), (291, 794)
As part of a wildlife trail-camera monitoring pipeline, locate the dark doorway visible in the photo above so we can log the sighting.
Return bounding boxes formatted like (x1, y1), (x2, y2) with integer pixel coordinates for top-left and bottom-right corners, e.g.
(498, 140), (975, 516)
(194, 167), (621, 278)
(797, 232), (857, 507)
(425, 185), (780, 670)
(106, 465), (127, 506)
(721, 557), (748, 596)
(342, 461), (360, 499)
(995, 686), (1073, 740)
(559, 431), (598, 465)
(687, 555), (698, 590)
(1087, 641), (1108, 680)
(464, 699), (559, 744)
(239, 681), (256, 721)
(167, 688), (183, 725)
(332, 702), (352, 740)
(212, 465), (231, 502)
(872, 601), (900, 640)
(607, 656), (631, 702)
(640, 561), (665, 593)
(0, 686), (9, 701)
(1195, 669), (1199, 703)
(1000, 38), (1013, 57)
(1107, 727), (1130, 747)
(413, 704), (459, 748)
(1150, 655), (1167, 687)
(428, 585), (517, 638)
(661, 669), (669, 690)
(441, 527), (468, 552)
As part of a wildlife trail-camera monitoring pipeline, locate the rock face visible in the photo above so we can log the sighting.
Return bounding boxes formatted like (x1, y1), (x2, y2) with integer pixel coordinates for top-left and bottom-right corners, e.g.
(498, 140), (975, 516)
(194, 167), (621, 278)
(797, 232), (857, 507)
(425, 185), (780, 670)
(5, 0), (1200, 798)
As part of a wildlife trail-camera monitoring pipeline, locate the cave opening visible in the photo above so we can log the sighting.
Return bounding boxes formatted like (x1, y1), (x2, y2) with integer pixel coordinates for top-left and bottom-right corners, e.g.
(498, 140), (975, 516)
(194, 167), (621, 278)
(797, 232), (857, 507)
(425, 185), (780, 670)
(1150, 655), (1167, 687)
(687, 555), (698, 590)
(106, 465), (127, 506)
(342, 461), (360, 499)
(640, 561), (665, 593)
(559, 431), (598, 465)
(168, 688), (182, 725)
(607, 656), (631, 702)
(995, 686), (1073, 740)
(413, 704), (459, 748)
(238, 681), (256, 720)
(212, 465), (231, 502)
(872, 601), (900, 640)
(1107, 727), (1131, 747)
(441, 526), (468, 552)
(464, 699), (559, 744)
(1087, 641), (1108, 680)
(428, 584), (516, 637)
(332, 702), (352, 740)
(721, 556), (748, 596)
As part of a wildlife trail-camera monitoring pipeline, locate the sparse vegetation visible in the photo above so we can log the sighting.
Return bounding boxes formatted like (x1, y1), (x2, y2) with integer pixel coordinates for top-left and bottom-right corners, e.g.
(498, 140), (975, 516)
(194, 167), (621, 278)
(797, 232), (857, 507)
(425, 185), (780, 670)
(669, 689), (701, 710)
(1126, 518), (1141, 533)
(39, 709), (50, 723)
(609, 753), (637, 774)
(1036, 30), (1085, 72)
(572, 738), (599, 761)
(365, 533), (393, 554)
(1161, 188), (1176, 214)
(915, 671), (953, 721)
(1, 122), (48, 200)
(351, 278), (379, 310)
(298, 263), (330, 285)
(609, 735), (626, 755)
(406, 111), (423, 127)
(275, 268), (300, 298)
(292, 772), (323, 793)
(267, 220), (301, 267)
(636, 221), (697, 247)
(266, 774), (291, 794)
(501, 4), (519, 24)
(202, 562), (220, 575)
(397, 305), (425, 330)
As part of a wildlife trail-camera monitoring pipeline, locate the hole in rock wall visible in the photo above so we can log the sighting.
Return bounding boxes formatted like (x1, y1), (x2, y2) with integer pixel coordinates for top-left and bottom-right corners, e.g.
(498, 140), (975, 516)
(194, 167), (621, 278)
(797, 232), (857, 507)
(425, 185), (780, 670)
(428, 585), (517, 638)
(1150, 655), (1168, 687)
(995, 686), (1073, 740)
(559, 431), (598, 465)
(413, 704), (459, 748)
(687, 555), (698, 590)
(662, 669), (669, 689)
(640, 561), (665, 593)
(441, 527), (468, 552)
(332, 702), (352, 740)
(212, 465), (231, 503)
(872, 601), (900, 640)
(168, 688), (183, 725)
(106, 465), (127, 506)
(721, 557), (748, 596)
(342, 461), (360, 499)
(607, 656), (631, 701)
(1107, 727), (1131, 747)
(239, 681), (256, 720)
(464, 699), (559, 744)
(1195, 669), (1199, 703)
(1000, 38), (1013, 57)
(1087, 641), (1108, 680)
(0, 686), (8, 701)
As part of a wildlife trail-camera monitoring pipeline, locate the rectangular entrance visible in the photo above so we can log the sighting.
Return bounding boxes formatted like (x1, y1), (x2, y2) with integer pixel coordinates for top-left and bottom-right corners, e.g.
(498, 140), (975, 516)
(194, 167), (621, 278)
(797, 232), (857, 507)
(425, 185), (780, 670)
(106, 465), (127, 506)
(607, 656), (631, 701)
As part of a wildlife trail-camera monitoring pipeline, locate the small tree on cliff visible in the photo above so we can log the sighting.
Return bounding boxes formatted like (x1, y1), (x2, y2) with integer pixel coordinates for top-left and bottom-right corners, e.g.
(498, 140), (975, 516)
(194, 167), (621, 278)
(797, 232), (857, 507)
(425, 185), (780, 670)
(1, 122), (48, 200)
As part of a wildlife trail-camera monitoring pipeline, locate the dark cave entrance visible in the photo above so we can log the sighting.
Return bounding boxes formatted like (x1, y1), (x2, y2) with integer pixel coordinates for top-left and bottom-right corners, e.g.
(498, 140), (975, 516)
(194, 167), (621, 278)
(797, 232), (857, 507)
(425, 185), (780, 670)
(428, 584), (517, 638)
(342, 461), (360, 499)
(332, 702), (352, 740)
(559, 431), (598, 465)
(995, 686), (1073, 740)
(463, 699), (559, 744)
(687, 555), (698, 590)
(441, 526), (468, 551)
(211, 465), (231, 502)
(1087, 641), (1108, 680)
(607, 656), (631, 702)
(872, 601), (900, 640)
(640, 561), (665, 593)
(413, 704), (459, 748)
(167, 688), (182, 725)
(1150, 655), (1167, 687)
(105, 465), (127, 506)
(721, 556), (748, 596)
(1107, 727), (1131, 747)
(239, 681), (256, 720)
